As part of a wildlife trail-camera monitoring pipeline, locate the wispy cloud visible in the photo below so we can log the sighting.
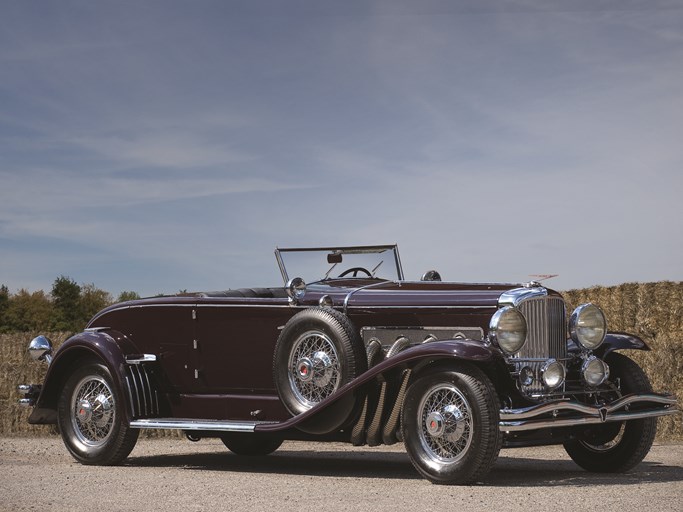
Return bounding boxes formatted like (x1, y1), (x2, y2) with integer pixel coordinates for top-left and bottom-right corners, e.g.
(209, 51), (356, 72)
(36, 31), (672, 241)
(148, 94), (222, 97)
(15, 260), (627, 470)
(69, 133), (255, 169)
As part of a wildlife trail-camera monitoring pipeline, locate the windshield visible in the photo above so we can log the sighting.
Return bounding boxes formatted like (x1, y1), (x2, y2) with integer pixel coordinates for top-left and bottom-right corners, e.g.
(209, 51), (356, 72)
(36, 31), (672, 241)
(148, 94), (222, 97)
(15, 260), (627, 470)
(275, 245), (404, 284)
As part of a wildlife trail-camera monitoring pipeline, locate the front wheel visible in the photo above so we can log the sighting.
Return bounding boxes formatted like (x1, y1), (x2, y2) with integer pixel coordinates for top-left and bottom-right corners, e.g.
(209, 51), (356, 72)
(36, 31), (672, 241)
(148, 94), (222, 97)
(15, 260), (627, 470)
(563, 352), (657, 472)
(401, 364), (502, 485)
(57, 361), (138, 465)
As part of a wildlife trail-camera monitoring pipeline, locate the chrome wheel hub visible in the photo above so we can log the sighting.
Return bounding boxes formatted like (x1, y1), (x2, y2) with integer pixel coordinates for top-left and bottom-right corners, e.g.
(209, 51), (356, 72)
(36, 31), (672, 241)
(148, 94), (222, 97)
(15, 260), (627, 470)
(426, 411), (445, 436)
(296, 351), (334, 387)
(425, 405), (466, 442)
(310, 351), (334, 387)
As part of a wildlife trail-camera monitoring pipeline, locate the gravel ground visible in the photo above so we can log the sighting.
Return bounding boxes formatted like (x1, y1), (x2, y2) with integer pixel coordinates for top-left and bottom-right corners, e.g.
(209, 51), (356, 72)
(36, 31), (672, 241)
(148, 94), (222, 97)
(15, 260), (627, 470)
(1, 437), (682, 512)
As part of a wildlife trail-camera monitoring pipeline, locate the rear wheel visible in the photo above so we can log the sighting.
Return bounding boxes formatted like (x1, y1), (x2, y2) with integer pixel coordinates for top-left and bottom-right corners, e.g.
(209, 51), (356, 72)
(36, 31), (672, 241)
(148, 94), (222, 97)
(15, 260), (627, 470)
(401, 364), (501, 484)
(221, 433), (283, 456)
(563, 352), (657, 472)
(57, 361), (138, 465)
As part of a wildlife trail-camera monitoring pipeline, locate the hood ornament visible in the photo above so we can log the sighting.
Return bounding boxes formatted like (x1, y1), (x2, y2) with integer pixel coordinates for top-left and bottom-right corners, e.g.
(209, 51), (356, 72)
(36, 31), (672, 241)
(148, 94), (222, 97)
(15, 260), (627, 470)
(526, 274), (559, 287)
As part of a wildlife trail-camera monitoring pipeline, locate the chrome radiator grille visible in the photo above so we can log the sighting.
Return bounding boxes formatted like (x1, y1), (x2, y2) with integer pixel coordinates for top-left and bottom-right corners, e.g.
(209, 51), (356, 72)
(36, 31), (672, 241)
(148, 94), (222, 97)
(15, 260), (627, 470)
(517, 297), (567, 360)
(513, 296), (567, 396)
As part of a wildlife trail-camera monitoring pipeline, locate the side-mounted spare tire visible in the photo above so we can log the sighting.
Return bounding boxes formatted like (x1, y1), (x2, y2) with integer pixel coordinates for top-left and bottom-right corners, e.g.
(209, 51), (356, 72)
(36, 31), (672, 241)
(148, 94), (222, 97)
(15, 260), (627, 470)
(273, 307), (367, 434)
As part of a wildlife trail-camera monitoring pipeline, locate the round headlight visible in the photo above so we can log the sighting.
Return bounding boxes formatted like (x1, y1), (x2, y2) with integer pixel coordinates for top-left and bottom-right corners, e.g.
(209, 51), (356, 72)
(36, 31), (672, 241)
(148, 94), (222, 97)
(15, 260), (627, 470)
(569, 303), (607, 350)
(489, 306), (527, 354)
(541, 359), (566, 390)
(582, 356), (610, 387)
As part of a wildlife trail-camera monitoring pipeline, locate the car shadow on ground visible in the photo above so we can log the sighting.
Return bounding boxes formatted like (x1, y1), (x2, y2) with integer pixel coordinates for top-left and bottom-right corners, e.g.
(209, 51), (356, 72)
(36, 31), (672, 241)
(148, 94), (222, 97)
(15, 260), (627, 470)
(126, 446), (683, 487)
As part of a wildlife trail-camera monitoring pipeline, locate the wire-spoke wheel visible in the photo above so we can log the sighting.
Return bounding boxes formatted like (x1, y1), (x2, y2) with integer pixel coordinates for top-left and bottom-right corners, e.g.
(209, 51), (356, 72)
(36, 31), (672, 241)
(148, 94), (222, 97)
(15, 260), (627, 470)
(417, 384), (473, 464)
(57, 361), (138, 465)
(274, 308), (367, 434)
(288, 330), (341, 407)
(70, 375), (116, 446)
(402, 364), (501, 485)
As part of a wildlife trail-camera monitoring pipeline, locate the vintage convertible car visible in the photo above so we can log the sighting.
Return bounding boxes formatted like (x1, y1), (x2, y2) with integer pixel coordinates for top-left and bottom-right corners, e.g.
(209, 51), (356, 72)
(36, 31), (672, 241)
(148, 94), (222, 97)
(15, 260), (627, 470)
(19, 245), (678, 484)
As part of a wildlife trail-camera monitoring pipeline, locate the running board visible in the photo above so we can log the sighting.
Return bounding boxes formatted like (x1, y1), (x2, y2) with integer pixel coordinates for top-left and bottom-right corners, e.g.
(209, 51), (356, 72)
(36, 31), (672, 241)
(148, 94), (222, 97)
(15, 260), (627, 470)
(130, 418), (277, 432)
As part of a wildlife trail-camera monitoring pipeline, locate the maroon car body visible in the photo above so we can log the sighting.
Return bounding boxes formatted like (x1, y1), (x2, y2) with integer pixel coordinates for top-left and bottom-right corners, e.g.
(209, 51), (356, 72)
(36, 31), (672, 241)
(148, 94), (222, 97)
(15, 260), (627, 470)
(19, 245), (678, 484)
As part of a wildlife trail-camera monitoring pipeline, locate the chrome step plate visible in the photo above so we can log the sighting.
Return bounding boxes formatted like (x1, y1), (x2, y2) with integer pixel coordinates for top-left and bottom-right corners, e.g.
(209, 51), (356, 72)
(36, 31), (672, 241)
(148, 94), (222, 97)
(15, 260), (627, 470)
(129, 418), (275, 432)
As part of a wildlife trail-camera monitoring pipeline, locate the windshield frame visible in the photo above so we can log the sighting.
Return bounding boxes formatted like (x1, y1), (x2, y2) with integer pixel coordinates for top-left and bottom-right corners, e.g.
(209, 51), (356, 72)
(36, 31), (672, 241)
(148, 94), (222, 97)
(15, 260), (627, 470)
(274, 245), (405, 284)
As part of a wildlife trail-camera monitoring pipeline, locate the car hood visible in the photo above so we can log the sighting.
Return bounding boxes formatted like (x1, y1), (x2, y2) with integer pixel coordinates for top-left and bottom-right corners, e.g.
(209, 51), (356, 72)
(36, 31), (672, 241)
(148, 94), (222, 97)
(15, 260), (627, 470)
(307, 280), (533, 309)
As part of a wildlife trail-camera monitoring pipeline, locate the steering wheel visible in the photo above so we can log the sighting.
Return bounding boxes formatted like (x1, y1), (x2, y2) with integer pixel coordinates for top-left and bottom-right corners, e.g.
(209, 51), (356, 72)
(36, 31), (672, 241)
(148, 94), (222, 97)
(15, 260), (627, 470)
(338, 267), (373, 278)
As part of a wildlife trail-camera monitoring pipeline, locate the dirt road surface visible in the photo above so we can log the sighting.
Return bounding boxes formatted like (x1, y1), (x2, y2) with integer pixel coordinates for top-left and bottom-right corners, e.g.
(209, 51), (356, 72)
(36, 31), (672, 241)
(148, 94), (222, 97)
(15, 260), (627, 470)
(1, 437), (681, 511)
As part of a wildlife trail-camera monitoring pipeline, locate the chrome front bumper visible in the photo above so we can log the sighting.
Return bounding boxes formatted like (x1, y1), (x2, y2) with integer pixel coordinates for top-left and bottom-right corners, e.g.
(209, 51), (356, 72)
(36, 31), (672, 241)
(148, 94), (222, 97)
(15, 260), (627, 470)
(17, 384), (42, 407)
(500, 393), (678, 432)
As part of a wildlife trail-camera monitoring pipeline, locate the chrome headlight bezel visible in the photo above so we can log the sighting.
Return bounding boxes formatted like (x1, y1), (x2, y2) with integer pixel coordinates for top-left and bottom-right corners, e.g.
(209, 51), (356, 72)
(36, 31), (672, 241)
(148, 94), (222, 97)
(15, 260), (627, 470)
(489, 306), (527, 355)
(569, 303), (607, 351)
(540, 359), (566, 390)
(28, 335), (53, 365)
(581, 356), (610, 387)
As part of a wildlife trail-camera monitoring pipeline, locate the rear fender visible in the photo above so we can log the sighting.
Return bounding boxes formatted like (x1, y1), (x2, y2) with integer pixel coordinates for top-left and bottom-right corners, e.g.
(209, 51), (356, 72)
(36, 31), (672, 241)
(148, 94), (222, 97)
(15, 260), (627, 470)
(28, 329), (139, 425)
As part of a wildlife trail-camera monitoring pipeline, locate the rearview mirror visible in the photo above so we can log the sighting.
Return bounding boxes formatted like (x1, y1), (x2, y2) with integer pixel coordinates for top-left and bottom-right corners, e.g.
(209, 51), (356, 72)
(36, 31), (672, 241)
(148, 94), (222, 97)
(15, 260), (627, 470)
(327, 253), (343, 264)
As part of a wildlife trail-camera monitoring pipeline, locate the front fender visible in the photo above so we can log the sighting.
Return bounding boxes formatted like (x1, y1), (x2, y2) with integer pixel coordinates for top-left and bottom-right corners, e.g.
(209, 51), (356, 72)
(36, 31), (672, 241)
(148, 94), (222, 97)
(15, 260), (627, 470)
(28, 329), (139, 425)
(256, 339), (496, 433)
(596, 332), (650, 359)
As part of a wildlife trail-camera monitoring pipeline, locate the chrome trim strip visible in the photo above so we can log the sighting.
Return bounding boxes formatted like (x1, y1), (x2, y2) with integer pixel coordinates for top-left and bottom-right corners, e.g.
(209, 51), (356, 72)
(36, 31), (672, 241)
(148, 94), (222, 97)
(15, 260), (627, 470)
(97, 298), (494, 318)
(140, 366), (153, 416)
(198, 304), (302, 309)
(131, 368), (142, 416)
(92, 303), (300, 320)
(84, 326), (110, 332)
(346, 305), (497, 310)
(125, 354), (157, 364)
(499, 393), (678, 432)
(129, 418), (268, 432)
(135, 366), (148, 416)
(343, 281), (395, 315)
(125, 376), (136, 417)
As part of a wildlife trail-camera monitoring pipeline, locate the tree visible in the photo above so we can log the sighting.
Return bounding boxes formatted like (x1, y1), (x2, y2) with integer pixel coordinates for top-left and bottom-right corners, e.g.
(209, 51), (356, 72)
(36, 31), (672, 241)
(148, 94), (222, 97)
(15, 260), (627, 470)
(117, 291), (140, 303)
(79, 283), (112, 323)
(51, 276), (81, 331)
(3, 289), (53, 332)
(0, 284), (9, 329)
(0, 285), (9, 332)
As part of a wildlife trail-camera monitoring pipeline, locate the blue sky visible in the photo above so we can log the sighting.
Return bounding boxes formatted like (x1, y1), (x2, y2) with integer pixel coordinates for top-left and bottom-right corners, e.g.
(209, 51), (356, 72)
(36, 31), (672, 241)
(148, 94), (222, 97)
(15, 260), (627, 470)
(1, 0), (682, 297)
